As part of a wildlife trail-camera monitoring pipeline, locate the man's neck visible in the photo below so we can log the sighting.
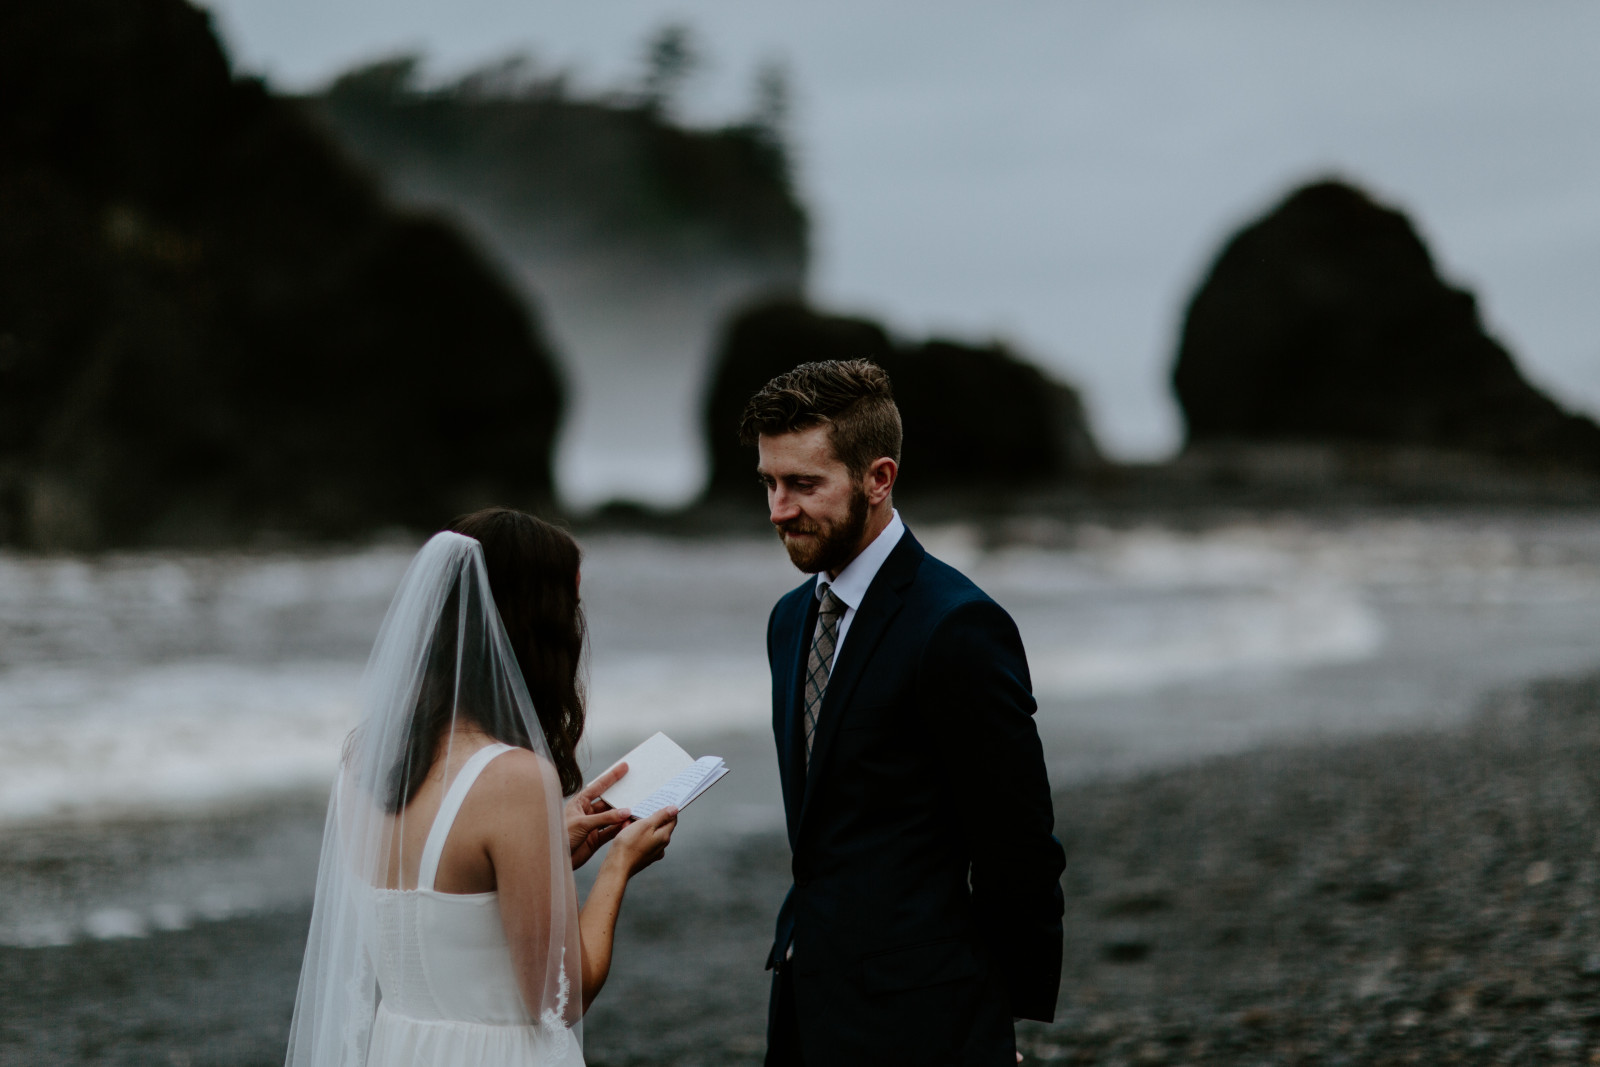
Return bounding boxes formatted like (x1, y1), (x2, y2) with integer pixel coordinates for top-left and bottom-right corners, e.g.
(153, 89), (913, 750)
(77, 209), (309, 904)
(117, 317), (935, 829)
(827, 503), (894, 580)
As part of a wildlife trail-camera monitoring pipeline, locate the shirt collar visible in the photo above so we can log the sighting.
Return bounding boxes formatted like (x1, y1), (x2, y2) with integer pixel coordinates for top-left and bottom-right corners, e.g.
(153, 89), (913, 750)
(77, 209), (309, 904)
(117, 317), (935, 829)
(815, 509), (905, 611)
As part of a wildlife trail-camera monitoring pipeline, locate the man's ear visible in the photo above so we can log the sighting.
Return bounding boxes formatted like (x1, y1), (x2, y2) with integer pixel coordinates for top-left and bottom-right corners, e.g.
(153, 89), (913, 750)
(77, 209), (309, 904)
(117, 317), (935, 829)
(864, 457), (898, 505)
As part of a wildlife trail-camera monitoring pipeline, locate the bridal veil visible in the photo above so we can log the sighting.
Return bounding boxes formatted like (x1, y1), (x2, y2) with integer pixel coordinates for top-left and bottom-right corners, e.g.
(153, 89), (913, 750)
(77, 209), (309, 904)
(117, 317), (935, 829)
(285, 532), (581, 1065)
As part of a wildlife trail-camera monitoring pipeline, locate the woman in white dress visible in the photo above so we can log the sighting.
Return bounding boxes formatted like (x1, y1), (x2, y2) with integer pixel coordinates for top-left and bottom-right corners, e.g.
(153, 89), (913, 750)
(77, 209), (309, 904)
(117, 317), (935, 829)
(284, 508), (678, 1066)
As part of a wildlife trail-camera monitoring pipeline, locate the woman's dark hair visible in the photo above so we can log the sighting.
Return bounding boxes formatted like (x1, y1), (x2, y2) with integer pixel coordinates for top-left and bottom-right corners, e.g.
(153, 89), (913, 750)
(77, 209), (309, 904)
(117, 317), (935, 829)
(387, 507), (587, 811)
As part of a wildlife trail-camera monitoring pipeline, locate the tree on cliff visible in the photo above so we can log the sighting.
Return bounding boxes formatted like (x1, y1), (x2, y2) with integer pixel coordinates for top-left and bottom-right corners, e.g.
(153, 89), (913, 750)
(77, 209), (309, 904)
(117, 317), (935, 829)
(0, 0), (566, 548)
(313, 44), (807, 277)
(639, 23), (702, 118)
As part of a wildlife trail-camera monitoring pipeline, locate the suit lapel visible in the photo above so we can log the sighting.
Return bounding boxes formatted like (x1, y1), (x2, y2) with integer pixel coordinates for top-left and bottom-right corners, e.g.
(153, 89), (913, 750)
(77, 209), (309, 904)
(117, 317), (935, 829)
(779, 588), (818, 844)
(798, 531), (925, 829)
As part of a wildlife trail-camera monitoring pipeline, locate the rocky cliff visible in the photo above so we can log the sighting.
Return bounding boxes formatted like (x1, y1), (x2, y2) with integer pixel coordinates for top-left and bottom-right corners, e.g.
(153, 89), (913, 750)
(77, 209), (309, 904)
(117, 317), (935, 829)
(308, 56), (810, 508)
(1173, 180), (1600, 469)
(702, 300), (1101, 498)
(0, 0), (565, 548)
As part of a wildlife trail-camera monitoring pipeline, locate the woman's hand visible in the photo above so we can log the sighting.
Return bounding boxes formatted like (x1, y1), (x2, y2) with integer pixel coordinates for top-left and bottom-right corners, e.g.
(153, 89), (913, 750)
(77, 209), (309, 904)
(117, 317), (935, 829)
(576, 804), (679, 1014)
(566, 762), (632, 870)
(606, 806), (678, 877)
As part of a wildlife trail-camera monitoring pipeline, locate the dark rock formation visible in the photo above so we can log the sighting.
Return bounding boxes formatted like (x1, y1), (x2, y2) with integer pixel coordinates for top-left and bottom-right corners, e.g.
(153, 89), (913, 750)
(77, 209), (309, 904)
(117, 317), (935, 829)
(0, 0), (564, 548)
(702, 300), (1101, 497)
(308, 56), (810, 509)
(1173, 179), (1600, 469)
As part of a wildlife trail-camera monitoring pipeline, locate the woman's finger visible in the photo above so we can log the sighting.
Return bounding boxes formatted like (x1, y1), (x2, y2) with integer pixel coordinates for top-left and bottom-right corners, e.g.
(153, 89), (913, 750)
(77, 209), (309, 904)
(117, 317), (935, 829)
(580, 762), (628, 806)
(646, 809), (678, 846)
(640, 806), (678, 829)
(577, 808), (631, 834)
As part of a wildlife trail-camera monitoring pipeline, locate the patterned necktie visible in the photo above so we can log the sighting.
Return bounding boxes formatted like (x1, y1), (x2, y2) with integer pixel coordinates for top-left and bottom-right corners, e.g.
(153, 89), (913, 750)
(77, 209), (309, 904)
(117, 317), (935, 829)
(803, 588), (846, 768)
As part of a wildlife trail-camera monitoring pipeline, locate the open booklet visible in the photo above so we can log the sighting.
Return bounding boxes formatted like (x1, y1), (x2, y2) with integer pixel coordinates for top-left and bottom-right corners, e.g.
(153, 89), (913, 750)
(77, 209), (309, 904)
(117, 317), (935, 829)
(598, 732), (729, 821)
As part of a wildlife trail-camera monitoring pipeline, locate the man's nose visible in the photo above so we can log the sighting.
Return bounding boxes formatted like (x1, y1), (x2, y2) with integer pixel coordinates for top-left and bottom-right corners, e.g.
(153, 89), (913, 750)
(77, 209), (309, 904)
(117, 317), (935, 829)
(769, 489), (799, 525)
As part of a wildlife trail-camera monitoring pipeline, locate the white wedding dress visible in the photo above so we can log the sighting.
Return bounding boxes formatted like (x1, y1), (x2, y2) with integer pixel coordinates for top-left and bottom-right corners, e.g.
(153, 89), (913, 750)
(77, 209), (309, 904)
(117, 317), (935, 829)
(365, 743), (585, 1067)
(287, 532), (583, 1067)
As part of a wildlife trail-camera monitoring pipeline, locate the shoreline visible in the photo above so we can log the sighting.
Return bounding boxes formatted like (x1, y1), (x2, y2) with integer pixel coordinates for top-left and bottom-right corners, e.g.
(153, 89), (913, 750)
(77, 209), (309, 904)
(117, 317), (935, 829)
(4, 670), (1597, 1063)
(9, 449), (1600, 555)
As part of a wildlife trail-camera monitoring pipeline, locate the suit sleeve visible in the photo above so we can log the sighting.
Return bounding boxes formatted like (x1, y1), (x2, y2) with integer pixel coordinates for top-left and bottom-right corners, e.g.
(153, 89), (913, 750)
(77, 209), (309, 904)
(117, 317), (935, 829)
(766, 599), (778, 670)
(922, 598), (1065, 1022)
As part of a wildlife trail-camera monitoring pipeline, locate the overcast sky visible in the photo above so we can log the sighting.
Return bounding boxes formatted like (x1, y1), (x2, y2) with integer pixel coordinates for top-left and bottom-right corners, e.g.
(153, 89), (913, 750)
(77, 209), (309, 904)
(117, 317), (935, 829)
(204, 1), (1600, 461)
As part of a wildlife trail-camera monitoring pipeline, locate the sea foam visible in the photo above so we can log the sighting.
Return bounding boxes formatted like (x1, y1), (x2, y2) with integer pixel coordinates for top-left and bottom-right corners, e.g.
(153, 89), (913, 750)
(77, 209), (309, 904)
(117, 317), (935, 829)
(10, 517), (1598, 827)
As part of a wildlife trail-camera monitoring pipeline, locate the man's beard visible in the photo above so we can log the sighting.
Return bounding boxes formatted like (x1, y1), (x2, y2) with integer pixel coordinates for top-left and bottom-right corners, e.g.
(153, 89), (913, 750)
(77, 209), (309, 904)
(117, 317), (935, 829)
(776, 487), (870, 575)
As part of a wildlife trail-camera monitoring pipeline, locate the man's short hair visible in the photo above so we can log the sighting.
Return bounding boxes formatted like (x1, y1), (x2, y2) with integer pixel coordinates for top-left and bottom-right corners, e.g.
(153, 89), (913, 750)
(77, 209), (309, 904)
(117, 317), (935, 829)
(738, 360), (903, 477)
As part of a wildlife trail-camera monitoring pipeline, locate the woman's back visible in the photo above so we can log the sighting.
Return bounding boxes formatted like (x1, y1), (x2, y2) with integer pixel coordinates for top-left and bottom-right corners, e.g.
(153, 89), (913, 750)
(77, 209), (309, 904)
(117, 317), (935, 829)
(366, 741), (583, 1065)
(381, 732), (507, 896)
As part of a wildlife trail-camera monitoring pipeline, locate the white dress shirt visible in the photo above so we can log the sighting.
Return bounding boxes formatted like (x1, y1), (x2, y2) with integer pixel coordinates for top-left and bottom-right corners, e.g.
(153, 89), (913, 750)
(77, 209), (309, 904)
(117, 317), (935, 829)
(814, 509), (905, 670)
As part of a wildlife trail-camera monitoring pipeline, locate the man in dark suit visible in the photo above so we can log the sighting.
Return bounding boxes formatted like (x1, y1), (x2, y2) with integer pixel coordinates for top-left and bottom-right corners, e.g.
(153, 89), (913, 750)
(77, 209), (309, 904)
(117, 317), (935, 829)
(744, 360), (1065, 1066)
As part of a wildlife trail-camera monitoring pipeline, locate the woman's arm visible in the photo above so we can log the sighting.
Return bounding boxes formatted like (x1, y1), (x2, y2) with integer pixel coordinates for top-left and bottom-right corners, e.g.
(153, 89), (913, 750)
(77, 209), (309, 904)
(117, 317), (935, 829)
(577, 806), (677, 1012)
(471, 752), (574, 1019)
(471, 752), (678, 1017)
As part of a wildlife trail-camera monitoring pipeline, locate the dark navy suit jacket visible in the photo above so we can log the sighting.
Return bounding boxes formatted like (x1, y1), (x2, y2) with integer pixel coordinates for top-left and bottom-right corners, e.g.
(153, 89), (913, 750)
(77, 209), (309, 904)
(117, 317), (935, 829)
(765, 528), (1065, 1065)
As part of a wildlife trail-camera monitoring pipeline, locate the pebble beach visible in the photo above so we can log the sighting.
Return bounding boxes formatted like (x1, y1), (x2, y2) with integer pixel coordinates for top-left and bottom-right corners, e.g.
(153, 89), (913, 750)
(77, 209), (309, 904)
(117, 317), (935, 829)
(5, 666), (1597, 1065)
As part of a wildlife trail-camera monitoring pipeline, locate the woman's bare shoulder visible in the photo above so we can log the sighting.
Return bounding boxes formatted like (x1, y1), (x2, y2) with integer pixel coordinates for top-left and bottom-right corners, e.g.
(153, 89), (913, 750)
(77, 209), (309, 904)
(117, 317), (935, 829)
(450, 747), (560, 856)
(473, 746), (558, 803)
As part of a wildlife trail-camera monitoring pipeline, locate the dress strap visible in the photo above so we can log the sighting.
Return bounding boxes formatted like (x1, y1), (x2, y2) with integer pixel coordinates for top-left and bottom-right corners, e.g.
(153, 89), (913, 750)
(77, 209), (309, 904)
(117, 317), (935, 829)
(417, 742), (515, 891)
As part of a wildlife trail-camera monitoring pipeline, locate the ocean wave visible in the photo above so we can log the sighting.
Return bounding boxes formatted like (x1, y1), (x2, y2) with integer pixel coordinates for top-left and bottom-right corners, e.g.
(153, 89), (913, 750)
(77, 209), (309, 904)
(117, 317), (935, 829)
(0, 661), (361, 824)
(8, 517), (1600, 826)
(1024, 584), (1383, 699)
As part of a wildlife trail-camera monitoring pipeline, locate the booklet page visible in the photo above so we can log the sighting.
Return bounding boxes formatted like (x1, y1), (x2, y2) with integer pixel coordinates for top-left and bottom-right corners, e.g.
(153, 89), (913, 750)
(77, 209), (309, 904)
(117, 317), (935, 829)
(599, 732), (694, 811)
(629, 756), (727, 820)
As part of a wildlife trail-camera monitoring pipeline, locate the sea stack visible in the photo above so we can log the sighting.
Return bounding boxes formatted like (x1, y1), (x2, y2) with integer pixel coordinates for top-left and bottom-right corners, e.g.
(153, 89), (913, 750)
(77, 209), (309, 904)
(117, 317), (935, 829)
(1172, 180), (1600, 470)
(0, 0), (565, 548)
(702, 300), (1101, 498)
(309, 53), (811, 509)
